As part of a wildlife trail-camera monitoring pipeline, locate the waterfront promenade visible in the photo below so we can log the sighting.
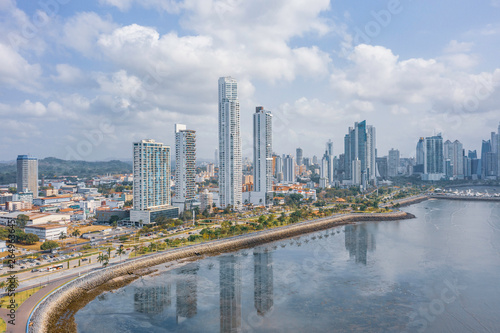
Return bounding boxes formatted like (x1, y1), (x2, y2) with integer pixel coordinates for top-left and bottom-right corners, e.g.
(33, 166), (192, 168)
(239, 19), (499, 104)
(27, 210), (413, 333)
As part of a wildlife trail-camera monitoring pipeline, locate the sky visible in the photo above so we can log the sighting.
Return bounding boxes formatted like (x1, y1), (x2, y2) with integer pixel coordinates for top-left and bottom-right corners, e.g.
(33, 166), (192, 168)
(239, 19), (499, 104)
(1, 0), (500, 162)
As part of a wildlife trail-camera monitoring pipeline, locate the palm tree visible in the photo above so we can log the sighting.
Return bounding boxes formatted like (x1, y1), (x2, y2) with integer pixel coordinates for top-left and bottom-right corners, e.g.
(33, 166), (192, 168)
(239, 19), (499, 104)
(116, 246), (125, 262)
(133, 245), (139, 257)
(148, 242), (155, 253)
(71, 229), (81, 245)
(107, 247), (112, 258)
(97, 253), (109, 267)
(59, 232), (67, 247)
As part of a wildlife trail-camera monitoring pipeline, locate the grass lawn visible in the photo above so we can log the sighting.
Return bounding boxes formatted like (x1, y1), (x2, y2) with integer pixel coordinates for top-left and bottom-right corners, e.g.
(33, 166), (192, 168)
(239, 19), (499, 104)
(0, 286), (43, 310)
(0, 317), (5, 333)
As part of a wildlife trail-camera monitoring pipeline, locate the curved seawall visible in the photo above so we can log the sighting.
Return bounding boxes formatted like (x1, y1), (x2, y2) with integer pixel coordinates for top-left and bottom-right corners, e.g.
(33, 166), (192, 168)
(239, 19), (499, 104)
(29, 211), (414, 333)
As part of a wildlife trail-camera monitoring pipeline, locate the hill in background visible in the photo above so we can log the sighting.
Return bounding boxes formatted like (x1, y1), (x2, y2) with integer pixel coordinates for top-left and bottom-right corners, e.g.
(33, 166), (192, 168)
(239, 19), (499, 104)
(0, 157), (132, 185)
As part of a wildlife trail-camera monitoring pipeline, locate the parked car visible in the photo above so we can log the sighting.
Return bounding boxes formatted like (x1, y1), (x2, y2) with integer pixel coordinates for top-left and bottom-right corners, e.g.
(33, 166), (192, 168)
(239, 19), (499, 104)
(36, 262), (41, 265)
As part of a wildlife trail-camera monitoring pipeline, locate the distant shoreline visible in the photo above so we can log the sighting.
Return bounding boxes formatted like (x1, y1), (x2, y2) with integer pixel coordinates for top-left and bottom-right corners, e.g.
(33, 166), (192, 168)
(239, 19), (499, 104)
(28, 210), (415, 333)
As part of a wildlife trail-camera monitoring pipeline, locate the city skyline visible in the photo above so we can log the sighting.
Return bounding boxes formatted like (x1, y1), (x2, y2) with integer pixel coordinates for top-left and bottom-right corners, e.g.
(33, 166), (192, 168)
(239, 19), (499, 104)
(2, 1), (500, 161)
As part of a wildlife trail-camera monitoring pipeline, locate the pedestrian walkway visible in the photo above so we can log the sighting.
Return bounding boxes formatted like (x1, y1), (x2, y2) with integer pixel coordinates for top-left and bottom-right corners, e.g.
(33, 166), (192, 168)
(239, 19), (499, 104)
(0, 276), (74, 333)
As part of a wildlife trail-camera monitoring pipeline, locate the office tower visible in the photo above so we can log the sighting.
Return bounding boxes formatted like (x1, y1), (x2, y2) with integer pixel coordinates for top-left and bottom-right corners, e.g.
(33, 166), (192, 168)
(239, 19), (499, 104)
(352, 159), (362, 185)
(131, 139), (178, 225)
(416, 138), (425, 165)
(481, 140), (491, 179)
(220, 255), (241, 333)
(303, 157), (311, 167)
(326, 140), (333, 157)
(376, 157), (388, 179)
(366, 125), (376, 180)
(16, 155), (38, 198)
(214, 148), (219, 167)
(253, 107), (273, 196)
(296, 148), (303, 166)
(254, 248), (273, 316)
(218, 76), (242, 209)
(321, 150), (334, 185)
(388, 149), (400, 177)
(283, 155), (295, 183)
(312, 155), (318, 165)
(344, 120), (376, 183)
(174, 124), (196, 211)
(423, 134), (444, 180)
(498, 123), (500, 177)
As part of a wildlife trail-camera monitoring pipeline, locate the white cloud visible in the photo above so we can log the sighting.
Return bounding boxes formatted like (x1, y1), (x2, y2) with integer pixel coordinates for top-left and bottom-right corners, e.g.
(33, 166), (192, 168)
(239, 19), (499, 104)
(443, 40), (473, 54)
(51, 64), (84, 84)
(0, 42), (42, 91)
(62, 12), (117, 56)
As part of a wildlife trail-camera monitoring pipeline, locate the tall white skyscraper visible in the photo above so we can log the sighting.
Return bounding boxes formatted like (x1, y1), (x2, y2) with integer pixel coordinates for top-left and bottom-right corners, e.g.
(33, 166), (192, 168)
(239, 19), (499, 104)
(253, 107), (273, 194)
(16, 155), (38, 198)
(174, 124), (196, 211)
(367, 125), (376, 181)
(218, 76), (242, 209)
(131, 139), (178, 225)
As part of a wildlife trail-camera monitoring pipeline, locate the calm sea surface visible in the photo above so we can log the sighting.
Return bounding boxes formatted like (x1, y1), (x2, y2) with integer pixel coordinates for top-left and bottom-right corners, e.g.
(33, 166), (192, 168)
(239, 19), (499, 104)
(75, 199), (500, 332)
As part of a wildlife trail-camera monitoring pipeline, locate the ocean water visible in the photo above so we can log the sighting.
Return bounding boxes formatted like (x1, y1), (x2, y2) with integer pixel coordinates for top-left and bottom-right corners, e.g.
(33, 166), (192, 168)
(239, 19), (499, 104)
(75, 199), (500, 332)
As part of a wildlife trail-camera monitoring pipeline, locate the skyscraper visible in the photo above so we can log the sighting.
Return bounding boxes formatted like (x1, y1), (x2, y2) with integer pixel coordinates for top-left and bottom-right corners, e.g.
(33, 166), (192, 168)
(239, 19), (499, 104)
(481, 140), (491, 179)
(174, 124), (196, 211)
(423, 134), (444, 180)
(344, 120), (376, 183)
(131, 139), (178, 225)
(283, 155), (295, 184)
(296, 147), (303, 166)
(16, 155), (38, 198)
(388, 149), (400, 177)
(444, 139), (464, 179)
(253, 107), (273, 195)
(218, 76), (242, 209)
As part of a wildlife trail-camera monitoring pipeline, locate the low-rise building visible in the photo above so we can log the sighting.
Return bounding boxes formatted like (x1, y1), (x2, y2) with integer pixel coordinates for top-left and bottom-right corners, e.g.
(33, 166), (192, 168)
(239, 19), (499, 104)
(24, 224), (67, 241)
(33, 195), (72, 206)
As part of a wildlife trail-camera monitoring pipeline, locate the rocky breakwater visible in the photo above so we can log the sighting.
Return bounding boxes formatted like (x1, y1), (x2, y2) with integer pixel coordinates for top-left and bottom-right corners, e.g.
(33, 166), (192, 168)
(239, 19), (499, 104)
(29, 210), (414, 333)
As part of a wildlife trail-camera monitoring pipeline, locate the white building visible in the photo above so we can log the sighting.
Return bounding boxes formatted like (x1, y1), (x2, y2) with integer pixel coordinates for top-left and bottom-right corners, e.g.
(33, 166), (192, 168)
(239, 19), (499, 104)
(367, 126), (377, 181)
(253, 107), (273, 202)
(388, 149), (400, 177)
(17, 155), (38, 198)
(352, 159), (362, 185)
(24, 224), (67, 241)
(200, 189), (213, 213)
(173, 124), (196, 212)
(282, 155), (295, 184)
(218, 76), (242, 209)
(131, 139), (178, 225)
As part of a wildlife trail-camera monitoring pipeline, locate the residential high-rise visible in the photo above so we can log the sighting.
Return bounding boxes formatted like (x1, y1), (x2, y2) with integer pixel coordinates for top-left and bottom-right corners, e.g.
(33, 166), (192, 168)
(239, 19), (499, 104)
(444, 139), (464, 179)
(416, 138), (425, 165)
(283, 155), (295, 184)
(200, 189), (213, 213)
(423, 134), (444, 180)
(296, 148), (303, 166)
(326, 140), (333, 157)
(253, 107), (273, 196)
(218, 76), (242, 209)
(388, 149), (400, 177)
(497, 123), (500, 177)
(174, 124), (196, 211)
(16, 155), (38, 198)
(131, 139), (178, 225)
(481, 140), (491, 179)
(376, 157), (388, 179)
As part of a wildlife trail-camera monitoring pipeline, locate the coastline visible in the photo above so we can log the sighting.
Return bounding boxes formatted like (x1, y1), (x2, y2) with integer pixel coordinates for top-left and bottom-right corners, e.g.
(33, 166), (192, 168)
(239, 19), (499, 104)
(28, 210), (414, 333)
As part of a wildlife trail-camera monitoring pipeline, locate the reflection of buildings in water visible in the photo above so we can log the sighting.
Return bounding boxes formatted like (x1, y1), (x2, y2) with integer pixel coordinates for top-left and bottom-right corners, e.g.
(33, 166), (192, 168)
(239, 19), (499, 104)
(134, 285), (171, 314)
(253, 248), (273, 316)
(176, 265), (199, 320)
(220, 255), (242, 333)
(344, 224), (376, 265)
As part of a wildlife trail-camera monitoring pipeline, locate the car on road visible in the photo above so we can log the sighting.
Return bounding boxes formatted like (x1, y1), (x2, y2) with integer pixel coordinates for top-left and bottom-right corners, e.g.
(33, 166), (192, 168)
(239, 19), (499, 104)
(20, 266), (26, 269)
(82, 258), (88, 261)
(36, 262), (41, 265)
(31, 268), (39, 272)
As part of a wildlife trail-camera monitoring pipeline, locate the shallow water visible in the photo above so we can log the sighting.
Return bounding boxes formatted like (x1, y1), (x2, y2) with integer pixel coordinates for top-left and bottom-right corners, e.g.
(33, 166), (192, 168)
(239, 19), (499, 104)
(75, 200), (500, 332)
